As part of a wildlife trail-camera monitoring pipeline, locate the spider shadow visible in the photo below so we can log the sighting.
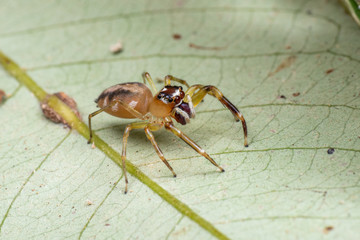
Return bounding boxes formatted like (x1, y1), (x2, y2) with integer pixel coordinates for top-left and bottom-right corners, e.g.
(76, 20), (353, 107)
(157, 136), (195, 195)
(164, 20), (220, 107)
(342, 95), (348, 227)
(95, 121), (229, 179)
(96, 122), (173, 152)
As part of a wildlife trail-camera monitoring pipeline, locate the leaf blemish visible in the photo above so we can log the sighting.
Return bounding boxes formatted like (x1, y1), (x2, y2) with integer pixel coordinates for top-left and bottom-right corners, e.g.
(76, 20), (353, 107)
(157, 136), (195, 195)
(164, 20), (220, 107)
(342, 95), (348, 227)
(189, 42), (226, 50)
(323, 226), (334, 234)
(327, 148), (335, 154)
(172, 33), (182, 40)
(268, 55), (296, 76)
(325, 68), (335, 74)
(0, 89), (6, 104)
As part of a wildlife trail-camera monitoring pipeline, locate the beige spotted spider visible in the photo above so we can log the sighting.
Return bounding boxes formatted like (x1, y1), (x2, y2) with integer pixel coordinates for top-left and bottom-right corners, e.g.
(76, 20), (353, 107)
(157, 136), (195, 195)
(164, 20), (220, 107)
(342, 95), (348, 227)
(88, 72), (248, 193)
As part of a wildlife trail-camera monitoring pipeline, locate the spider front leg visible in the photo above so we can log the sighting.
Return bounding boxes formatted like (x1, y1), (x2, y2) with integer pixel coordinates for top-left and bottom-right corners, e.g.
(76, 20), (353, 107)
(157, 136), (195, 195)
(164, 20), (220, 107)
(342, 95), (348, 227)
(165, 121), (225, 172)
(142, 72), (157, 93)
(122, 122), (149, 193)
(144, 125), (177, 177)
(164, 75), (190, 88)
(186, 85), (248, 147)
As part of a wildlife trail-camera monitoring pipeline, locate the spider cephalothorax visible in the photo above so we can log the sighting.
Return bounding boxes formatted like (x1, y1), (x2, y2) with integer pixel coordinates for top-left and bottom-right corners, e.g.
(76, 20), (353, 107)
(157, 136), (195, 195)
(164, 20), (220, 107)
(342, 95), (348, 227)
(157, 85), (184, 104)
(88, 72), (248, 193)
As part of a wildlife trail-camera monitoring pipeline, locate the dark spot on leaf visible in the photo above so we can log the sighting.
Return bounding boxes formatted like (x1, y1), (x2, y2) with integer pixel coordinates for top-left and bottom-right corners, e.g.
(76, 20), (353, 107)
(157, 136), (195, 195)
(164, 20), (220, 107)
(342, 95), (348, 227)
(327, 148), (335, 154)
(325, 68), (334, 74)
(0, 89), (6, 104)
(279, 95), (286, 99)
(172, 33), (182, 40)
(105, 223), (110, 226)
(292, 92), (300, 97)
(323, 226), (334, 234)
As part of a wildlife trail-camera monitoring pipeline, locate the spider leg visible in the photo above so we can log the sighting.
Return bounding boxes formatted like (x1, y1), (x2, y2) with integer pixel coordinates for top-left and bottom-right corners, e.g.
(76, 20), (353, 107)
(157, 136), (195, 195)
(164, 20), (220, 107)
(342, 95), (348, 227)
(164, 75), (190, 88)
(122, 122), (148, 194)
(87, 99), (144, 144)
(142, 72), (157, 93)
(185, 85), (248, 147)
(165, 122), (224, 172)
(88, 101), (116, 144)
(144, 125), (177, 177)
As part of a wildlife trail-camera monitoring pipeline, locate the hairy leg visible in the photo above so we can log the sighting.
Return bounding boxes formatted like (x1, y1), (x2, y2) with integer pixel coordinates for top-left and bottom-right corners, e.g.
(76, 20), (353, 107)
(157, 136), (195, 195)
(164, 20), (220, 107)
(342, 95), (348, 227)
(165, 122), (225, 172)
(185, 85), (248, 147)
(142, 72), (157, 93)
(87, 99), (144, 144)
(144, 125), (177, 177)
(164, 75), (190, 88)
(122, 122), (148, 193)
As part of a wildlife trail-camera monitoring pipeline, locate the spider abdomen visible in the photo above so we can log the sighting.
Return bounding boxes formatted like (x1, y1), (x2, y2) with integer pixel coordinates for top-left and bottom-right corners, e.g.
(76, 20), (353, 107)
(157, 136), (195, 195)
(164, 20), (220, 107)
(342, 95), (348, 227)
(95, 82), (153, 118)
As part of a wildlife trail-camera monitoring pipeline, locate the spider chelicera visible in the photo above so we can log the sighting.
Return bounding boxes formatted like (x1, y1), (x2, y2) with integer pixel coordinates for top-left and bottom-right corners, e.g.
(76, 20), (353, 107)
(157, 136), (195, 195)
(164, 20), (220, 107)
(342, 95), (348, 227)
(88, 72), (248, 193)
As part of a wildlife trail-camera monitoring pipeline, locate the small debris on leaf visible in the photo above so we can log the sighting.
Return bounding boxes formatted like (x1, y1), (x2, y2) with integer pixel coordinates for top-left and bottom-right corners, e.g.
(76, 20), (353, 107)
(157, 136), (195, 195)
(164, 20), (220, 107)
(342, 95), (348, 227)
(327, 148), (335, 154)
(91, 142), (96, 149)
(325, 68), (334, 74)
(86, 199), (94, 206)
(172, 33), (182, 40)
(292, 92), (300, 97)
(279, 95), (286, 99)
(105, 223), (110, 226)
(189, 42), (226, 51)
(323, 226), (334, 234)
(0, 89), (7, 104)
(40, 92), (82, 128)
(109, 41), (123, 54)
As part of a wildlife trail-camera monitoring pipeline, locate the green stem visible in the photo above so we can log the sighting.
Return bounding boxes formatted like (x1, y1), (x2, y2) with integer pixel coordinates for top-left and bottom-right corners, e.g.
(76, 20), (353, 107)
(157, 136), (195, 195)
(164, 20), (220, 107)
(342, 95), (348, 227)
(0, 50), (229, 240)
(341, 0), (360, 26)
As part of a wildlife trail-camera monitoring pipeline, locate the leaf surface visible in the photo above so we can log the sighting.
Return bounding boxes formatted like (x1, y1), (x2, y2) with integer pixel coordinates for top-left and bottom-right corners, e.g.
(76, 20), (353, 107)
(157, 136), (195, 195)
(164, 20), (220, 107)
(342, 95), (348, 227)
(1, 1), (360, 239)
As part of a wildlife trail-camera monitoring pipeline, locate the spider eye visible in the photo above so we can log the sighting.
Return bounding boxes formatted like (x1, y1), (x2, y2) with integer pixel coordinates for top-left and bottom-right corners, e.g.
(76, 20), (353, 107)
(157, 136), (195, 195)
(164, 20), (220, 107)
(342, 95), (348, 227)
(157, 94), (162, 99)
(168, 98), (173, 103)
(174, 96), (180, 104)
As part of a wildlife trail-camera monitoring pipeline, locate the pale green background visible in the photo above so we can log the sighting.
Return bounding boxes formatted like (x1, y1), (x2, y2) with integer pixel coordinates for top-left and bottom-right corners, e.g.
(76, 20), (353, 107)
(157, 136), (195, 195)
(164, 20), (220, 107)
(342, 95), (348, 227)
(1, 0), (360, 239)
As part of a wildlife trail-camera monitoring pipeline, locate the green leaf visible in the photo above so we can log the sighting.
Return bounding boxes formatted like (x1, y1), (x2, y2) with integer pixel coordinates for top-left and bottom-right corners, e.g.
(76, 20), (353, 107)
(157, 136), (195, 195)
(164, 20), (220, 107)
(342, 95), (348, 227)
(1, 1), (360, 239)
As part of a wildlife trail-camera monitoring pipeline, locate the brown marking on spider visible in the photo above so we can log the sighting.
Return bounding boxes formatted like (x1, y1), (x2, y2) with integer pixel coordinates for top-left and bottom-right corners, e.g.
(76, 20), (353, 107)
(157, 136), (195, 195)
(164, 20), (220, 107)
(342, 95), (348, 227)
(88, 72), (248, 193)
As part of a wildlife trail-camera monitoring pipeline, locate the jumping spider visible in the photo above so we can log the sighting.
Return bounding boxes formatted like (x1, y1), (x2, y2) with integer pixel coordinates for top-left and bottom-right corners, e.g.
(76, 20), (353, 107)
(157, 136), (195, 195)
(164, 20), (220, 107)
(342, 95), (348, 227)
(88, 72), (248, 193)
